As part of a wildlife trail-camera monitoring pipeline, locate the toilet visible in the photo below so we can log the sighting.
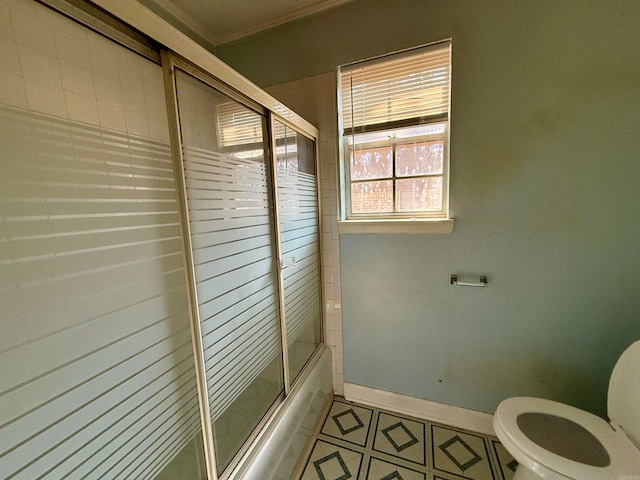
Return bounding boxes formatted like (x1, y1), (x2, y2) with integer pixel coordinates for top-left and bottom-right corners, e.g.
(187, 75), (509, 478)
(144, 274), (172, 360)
(493, 340), (640, 480)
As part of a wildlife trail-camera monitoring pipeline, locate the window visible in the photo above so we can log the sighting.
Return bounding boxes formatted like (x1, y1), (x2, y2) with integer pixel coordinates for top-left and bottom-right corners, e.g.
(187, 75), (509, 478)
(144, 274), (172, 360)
(338, 41), (452, 229)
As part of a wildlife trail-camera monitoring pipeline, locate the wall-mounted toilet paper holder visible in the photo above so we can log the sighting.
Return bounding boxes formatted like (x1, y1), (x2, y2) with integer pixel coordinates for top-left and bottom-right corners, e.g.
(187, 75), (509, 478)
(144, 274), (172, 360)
(450, 274), (488, 287)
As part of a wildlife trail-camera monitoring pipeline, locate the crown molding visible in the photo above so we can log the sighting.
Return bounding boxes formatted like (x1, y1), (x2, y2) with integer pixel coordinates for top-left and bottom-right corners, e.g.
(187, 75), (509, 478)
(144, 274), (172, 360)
(215, 0), (356, 46)
(142, 0), (217, 44)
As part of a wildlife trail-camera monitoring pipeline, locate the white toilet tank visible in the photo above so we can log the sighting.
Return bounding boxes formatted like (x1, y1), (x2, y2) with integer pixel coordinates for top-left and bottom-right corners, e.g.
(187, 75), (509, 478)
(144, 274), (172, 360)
(607, 340), (640, 448)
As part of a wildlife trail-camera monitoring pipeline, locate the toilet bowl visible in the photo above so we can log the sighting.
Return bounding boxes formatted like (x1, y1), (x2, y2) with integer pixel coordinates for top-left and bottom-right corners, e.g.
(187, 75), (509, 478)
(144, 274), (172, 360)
(493, 340), (640, 480)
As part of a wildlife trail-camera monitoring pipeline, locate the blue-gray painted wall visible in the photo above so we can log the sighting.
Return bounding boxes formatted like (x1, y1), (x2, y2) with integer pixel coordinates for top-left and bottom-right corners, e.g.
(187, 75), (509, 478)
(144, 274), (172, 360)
(217, 0), (640, 416)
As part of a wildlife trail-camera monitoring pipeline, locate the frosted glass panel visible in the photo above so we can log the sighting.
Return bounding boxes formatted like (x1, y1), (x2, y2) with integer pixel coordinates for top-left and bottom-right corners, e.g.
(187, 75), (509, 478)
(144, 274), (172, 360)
(0, 2), (203, 478)
(274, 120), (322, 382)
(174, 70), (284, 473)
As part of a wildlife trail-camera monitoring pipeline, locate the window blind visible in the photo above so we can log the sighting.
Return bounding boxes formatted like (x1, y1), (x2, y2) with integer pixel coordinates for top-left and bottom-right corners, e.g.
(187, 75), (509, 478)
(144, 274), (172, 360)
(341, 42), (451, 131)
(216, 102), (264, 148)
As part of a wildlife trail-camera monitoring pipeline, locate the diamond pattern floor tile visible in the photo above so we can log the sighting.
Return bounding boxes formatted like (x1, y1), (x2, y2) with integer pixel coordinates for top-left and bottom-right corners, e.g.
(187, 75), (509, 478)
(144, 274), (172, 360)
(431, 425), (495, 480)
(300, 440), (363, 480)
(299, 399), (510, 480)
(373, 413), (426, 466)
(365, 457), (427, 480)
(321, 400), (373, 447)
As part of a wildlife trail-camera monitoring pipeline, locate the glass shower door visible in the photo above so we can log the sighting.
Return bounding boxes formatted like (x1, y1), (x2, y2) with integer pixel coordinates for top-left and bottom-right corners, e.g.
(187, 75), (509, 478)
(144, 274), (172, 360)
(173, 70), (284, 474)
(273, 120), (323, 384)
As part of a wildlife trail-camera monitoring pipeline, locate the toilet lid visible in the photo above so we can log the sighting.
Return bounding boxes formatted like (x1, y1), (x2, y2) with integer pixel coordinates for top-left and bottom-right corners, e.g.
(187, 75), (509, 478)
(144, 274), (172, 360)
(515, 412), (610, 466)
(494, 397), (640, 480)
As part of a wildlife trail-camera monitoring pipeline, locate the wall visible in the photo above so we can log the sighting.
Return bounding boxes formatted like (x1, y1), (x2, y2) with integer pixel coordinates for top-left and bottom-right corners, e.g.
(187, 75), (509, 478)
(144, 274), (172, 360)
(217, 0), (640, 416)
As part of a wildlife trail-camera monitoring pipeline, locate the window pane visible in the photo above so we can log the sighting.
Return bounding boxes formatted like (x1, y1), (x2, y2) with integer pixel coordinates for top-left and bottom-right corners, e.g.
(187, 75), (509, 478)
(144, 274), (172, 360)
(351, 180), (394, 213)
(274, 120), (298, 171)
(396, 140), (443, 177)
(351, 146), (393, 180)
(396, 177), (443, 212)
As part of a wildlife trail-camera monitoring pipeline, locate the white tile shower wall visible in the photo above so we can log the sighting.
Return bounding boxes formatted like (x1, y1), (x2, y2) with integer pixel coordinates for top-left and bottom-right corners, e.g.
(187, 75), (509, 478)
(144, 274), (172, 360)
(265, 73), (344, 395)
(0, 0), (170, 142)
(1, 1), (201, 477)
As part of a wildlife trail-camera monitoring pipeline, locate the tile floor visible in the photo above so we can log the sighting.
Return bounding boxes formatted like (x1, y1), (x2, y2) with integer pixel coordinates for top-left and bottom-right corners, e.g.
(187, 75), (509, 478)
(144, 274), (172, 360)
(299, 398), (518, 480)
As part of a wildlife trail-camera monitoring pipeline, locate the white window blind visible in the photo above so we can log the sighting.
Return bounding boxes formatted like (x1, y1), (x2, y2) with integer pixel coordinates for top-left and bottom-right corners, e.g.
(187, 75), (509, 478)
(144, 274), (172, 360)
(216, 102), (264, 147)
(341, 41), (451, 131)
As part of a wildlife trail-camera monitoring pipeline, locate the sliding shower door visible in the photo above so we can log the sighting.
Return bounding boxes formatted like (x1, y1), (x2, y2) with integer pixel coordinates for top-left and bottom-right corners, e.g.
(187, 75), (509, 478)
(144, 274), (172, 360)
(273, 120), (322, 383)
(0, 2), (205, 479)
(173, 70), (284, 473)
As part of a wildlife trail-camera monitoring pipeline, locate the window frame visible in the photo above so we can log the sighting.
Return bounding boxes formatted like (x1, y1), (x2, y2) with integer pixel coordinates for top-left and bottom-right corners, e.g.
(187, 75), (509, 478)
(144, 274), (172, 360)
(337, 40), (454, 232)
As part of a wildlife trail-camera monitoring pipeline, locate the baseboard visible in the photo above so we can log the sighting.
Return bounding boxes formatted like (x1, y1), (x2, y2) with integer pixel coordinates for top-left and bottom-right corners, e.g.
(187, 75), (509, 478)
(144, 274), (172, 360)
(343, 383), (495, 436)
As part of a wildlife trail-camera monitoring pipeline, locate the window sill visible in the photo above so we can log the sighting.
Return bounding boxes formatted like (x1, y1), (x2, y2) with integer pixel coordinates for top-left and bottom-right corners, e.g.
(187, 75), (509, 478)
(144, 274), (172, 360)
(337, 218), (455, 234)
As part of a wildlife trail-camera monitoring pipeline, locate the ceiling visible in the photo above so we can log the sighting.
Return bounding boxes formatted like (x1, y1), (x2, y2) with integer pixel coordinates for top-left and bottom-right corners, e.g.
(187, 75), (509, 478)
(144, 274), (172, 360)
(140, 0), (354, 47)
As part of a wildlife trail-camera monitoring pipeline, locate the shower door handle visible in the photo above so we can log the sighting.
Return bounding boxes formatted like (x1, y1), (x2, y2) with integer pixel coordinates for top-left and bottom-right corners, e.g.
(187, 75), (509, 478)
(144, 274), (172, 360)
(279, 257), (296, 269)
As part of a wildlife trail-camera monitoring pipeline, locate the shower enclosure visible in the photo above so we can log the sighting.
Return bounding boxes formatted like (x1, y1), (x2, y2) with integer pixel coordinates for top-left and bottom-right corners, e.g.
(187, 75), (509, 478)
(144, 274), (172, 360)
(0, 1), (324, 479)
(164, 56), (324, 476)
